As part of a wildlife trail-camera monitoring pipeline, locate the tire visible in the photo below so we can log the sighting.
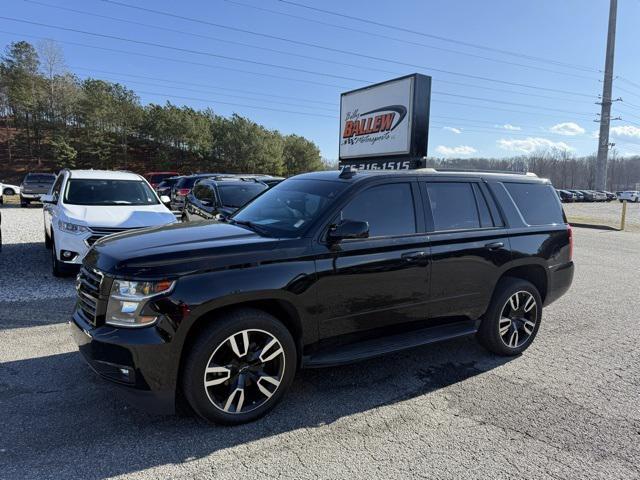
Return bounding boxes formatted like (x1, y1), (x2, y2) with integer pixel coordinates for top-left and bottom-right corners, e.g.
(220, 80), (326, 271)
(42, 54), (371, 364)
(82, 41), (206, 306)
(477, 277), (542, 356)
(44, 227), (52, 249)
(3, 188), (14, 196)
(182, 308), (297, 425)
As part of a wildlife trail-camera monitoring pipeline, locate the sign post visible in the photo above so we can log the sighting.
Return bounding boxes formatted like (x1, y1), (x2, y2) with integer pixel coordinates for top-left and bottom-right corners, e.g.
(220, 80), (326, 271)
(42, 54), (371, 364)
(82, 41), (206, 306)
(339, 73), (431, 170)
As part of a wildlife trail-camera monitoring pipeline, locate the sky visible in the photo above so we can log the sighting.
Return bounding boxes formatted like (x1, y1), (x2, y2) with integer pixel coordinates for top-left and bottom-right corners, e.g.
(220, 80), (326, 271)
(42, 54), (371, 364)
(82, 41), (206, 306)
(2, 0), (640, 160)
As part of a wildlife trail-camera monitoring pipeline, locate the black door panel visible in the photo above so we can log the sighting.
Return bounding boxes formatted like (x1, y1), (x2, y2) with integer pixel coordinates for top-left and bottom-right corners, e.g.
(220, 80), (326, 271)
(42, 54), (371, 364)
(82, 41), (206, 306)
(315, 235), (431, 338)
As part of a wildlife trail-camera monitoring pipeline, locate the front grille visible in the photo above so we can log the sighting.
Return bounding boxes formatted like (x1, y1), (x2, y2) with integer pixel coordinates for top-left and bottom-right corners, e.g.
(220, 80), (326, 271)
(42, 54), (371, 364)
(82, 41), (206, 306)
(76, 266), (103, 325)
(84, 226), (137, 247)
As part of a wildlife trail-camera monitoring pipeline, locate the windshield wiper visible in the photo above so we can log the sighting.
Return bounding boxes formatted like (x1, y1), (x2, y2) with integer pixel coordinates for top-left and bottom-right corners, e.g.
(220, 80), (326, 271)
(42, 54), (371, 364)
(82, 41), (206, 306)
(230, 219), (272, 237)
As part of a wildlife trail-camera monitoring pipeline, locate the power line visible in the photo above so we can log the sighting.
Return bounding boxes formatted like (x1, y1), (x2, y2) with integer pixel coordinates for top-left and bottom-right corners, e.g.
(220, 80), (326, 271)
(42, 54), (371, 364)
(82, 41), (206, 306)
(0, 29), (596, 123)
(23, 0), (400, 77)
(93, 0), (597, 97)
(275, 0), (599, 73)
(0, 29), (351, 89)
(224, 0), (599, 80)
(129, 90), (337, 118)
(0, 16), (374, 83)
(72, 66), (337, 106)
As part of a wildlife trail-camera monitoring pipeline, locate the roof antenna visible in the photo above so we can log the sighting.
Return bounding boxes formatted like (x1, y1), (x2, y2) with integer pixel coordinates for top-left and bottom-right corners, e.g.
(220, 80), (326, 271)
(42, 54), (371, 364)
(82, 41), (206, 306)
(339, 165), (358, 179)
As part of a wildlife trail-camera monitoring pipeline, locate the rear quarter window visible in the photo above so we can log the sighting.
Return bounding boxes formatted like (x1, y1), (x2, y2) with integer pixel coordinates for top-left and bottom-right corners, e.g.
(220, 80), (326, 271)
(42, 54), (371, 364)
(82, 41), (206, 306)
(504, 182), (564, 225)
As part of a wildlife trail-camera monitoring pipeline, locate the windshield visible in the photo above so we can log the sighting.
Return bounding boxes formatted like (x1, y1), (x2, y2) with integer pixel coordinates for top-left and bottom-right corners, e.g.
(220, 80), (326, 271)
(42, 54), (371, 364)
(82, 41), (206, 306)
(232, 179), (347, 238)
(64, 179), (159, 206)
(218, 183), (267, 208)
(24, 174), (56, 184)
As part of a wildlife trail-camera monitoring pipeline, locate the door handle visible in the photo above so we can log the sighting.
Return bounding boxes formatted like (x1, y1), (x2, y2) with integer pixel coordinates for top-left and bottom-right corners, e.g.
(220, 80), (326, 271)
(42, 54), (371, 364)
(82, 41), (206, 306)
(402, 251), (427, 262)
(485, 241), (504, 251)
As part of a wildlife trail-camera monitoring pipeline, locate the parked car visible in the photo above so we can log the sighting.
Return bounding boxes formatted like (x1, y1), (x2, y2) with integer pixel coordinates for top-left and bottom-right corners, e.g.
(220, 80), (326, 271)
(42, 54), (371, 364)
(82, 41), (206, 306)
(70, 168), (574, 424)
(144, 171), (179, 189)
(567, 189), (585, 202)
(170, 173), (221, 211)
(155, 176), (181, 198)
(20, 172), (57, 207)
(556, 189), (575, 202)
(183, 178), (268, 222)
(577, 190), (598, 202)
(41, 169), (177, 277)
(597, 190), (616, 201)
(0, 179), (20, 204)
(618, 191), (640, 203)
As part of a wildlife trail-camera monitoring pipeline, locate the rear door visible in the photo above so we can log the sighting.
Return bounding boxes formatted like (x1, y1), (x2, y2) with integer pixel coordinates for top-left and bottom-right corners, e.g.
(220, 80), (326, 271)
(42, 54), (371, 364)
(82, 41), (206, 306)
(421, 179), (511, 321)
(315, 179), (431, 339)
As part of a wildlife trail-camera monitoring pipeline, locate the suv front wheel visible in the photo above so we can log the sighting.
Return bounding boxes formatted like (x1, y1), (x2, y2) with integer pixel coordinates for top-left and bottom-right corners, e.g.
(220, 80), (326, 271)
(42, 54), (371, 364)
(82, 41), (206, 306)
(477, 277), (542, 356)
(182, 308), (297, 425)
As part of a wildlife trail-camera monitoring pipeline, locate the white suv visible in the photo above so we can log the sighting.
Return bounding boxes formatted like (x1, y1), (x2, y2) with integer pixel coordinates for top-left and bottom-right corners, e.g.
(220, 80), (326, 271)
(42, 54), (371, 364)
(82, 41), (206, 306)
(42, 170), (177, 276)
(618, 191), (639, 203)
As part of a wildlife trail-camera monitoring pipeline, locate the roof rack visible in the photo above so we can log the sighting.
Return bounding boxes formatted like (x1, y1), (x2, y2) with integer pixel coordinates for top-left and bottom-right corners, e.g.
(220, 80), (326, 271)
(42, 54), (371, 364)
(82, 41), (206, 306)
(429, 168), (537, 177)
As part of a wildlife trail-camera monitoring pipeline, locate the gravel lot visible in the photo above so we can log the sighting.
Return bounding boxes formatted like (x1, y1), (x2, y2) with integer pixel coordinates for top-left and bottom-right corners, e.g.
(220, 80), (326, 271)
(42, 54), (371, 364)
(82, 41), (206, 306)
(564, 200), (640, 231)
(1, 204), (639, 480)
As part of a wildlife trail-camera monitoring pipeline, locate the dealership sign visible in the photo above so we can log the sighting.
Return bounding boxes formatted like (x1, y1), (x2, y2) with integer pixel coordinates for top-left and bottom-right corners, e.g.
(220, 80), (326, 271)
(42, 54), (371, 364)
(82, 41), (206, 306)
(339, 73), (432, 169)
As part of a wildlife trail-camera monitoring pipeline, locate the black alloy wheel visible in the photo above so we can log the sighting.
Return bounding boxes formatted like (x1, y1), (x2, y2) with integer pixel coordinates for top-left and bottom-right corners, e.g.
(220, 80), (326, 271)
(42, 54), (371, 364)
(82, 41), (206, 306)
(182, 308), (296, 425)
(477, 277), (542, 356)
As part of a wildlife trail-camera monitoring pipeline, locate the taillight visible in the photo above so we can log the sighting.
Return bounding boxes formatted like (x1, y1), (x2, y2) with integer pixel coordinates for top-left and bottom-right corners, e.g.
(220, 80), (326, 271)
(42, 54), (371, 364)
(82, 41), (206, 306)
(177, 188), (190, 196)
(567, 224), (573, 261)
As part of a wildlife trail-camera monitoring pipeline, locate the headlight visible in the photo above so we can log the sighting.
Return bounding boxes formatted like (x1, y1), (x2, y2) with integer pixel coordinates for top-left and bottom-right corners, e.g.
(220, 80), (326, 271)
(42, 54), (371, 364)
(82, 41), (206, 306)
(58, 220), (89, 234)
(106, 279), (175, 327)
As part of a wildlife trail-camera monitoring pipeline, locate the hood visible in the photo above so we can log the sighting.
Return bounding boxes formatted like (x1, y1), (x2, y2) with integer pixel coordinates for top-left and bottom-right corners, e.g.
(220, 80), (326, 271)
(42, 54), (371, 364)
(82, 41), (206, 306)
(85, 221), (294, 278)
(62, 204), (175, 228)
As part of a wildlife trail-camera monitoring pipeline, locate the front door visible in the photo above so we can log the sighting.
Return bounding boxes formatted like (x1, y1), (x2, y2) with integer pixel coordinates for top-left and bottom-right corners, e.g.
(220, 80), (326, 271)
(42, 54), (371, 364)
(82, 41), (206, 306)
(315, 180), (431, 339)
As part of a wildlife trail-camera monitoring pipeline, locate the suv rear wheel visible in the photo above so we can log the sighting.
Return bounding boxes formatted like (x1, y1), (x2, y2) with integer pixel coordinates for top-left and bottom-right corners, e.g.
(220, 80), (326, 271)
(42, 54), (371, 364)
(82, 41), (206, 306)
(182, 308), (296, 425)
(477, 277), (542, 356)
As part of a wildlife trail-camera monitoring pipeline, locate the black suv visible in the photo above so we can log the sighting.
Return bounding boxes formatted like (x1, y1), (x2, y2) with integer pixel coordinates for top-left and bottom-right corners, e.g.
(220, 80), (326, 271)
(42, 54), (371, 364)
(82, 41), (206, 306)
(70, 168), (574, 424)
(182, 178), (268, 222)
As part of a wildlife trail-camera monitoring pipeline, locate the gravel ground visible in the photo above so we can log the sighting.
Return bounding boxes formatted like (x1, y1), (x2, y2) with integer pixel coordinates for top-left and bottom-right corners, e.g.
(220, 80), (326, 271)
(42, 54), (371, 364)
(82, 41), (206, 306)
(564, 200), (640, 231)
(1, 205), (639, 480)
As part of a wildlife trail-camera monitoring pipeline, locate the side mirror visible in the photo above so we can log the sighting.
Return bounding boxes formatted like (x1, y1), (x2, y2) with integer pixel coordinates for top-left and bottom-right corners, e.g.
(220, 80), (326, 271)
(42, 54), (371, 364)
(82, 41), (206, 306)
(41, 194), (55, 204)
(200, 199), (213, 207)
(327, 219), (369, 242)
(160, 195), (171, 205)
(215, 213), (228, 222)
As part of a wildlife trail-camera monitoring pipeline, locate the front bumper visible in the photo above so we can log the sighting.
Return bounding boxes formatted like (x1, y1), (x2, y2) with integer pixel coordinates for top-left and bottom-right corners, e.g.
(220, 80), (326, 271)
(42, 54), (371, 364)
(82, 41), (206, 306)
(20, 193), (43, 200)
(54, 228), (91, 264)
(69, 309), (178, 414)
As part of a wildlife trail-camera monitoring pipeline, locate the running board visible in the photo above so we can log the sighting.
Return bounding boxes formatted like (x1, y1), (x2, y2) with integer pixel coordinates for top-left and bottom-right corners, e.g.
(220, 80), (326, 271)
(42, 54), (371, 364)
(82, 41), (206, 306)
(303, 321), (478, 368)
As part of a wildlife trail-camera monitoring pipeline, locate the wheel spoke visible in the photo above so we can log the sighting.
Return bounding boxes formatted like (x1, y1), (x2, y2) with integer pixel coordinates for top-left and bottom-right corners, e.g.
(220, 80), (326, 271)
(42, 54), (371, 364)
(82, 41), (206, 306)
(223, 388), (245, 413)
(508, 329), (519, 348)
(256, 375), (281, 399)
(523, 295), (536, 313)
(259, 338), (284, 363)
(229, 330), (250, 358)
(204, 365), (231, 387)
(499, 317), (512, 336)
(509, 293), (520, 311)
(523, 320), (535, 335)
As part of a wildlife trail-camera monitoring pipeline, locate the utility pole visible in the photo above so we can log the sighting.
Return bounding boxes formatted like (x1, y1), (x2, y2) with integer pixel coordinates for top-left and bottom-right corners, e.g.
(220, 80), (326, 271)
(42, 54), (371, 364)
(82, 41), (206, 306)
(595, 0), (618, 190)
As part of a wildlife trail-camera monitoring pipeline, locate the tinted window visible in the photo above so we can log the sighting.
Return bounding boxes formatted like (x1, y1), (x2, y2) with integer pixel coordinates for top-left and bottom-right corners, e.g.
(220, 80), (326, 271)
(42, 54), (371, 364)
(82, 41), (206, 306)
(24, 173), (56, 183)
(233, 179), (347, 238)
(219, 183), (267, 208)
(472, 184), (495, 228)
(193, 184), (215, 202)
(148, 173), (176, 184)
(64, 179), (159, 206)
(340, 183), (416, 237)
(427, 182), (481, 231)
(504, 183), (564, 225)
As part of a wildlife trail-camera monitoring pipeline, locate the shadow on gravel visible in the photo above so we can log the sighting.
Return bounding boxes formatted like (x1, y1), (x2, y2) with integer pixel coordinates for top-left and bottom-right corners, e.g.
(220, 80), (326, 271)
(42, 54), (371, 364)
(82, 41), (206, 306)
(0, 337), (512, 479)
